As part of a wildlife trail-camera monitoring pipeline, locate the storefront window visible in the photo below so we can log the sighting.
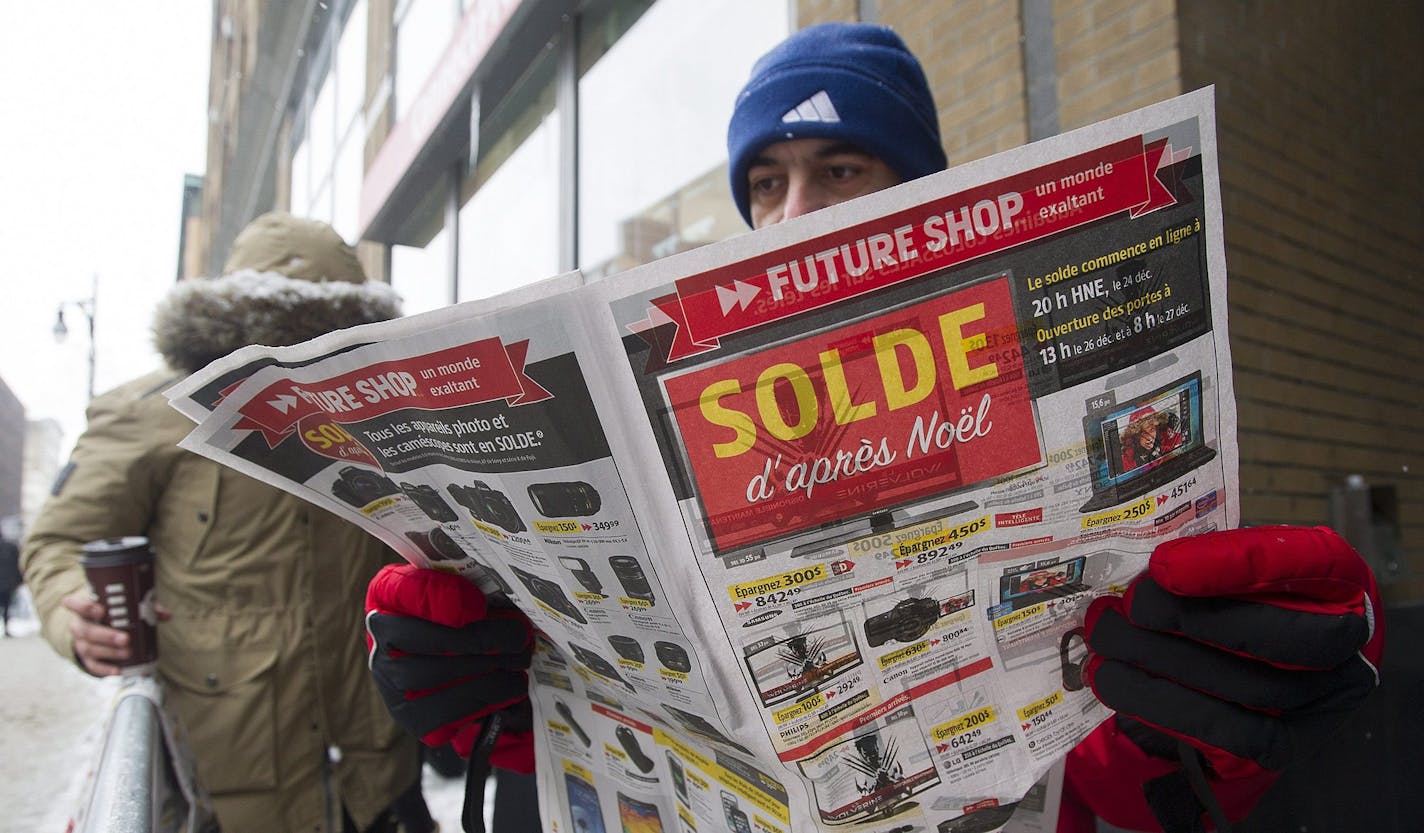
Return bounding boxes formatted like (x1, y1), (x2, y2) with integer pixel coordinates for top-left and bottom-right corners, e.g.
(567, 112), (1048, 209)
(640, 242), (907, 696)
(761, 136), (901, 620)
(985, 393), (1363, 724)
(576, 0), (787, 277)
(310, 76), (336, 181)
(456, 46), (560, 301)
(363, 0), (789, 298)
(392, 221), (452, 315)
(290, 138), (310, 218)
(394, 0), (460, 124)
(309, 180), (333, 225)
(289, 0), (366, 235)
(331, 129), (364, 240)
(335, 0), (367, 133)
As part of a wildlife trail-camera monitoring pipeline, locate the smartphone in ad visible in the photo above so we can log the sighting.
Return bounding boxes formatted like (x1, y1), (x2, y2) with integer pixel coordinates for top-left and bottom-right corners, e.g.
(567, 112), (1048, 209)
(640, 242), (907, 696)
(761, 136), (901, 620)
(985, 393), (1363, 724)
(722, 791), (752, 833)
(617, 792), (664, 833)
(565, 772), (606, 833)
(666, 751), (688, 804)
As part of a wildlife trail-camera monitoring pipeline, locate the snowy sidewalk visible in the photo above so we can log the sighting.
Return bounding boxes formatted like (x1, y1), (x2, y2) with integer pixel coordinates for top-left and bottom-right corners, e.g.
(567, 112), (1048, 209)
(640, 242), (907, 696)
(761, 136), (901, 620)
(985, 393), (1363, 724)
(0, 618), (110, 833)
(0, 602), (469, 833)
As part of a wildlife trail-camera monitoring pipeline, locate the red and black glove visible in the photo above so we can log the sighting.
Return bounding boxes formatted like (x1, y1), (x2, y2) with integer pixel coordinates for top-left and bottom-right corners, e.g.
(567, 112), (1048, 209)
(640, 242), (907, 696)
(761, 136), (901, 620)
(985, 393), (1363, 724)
(364, 563), (536, 773)
(1071, 526), (1383, 832)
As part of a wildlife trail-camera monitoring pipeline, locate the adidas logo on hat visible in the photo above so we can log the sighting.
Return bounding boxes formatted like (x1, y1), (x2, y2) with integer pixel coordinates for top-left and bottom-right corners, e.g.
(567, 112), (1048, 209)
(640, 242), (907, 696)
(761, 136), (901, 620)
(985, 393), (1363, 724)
(782, 90), (840, 123)
(727, 23), (947, 225)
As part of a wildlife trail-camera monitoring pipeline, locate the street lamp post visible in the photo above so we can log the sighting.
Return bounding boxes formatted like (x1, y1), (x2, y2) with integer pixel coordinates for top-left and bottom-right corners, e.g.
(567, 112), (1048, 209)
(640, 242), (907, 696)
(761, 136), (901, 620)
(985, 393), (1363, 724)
(54, 273), (98, 401)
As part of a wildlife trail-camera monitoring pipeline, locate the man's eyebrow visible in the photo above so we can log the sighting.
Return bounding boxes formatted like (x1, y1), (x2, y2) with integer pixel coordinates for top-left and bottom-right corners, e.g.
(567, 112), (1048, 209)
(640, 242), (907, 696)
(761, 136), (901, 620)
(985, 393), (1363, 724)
(747, 142), (876, 170)
(814, 142), (875, 159)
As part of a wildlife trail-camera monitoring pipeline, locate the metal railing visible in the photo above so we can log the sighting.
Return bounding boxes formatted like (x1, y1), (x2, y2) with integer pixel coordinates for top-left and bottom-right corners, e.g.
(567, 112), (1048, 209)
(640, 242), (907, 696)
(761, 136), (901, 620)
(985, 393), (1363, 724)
(85, 693), (163, 833)
(77, 679), (218, 833)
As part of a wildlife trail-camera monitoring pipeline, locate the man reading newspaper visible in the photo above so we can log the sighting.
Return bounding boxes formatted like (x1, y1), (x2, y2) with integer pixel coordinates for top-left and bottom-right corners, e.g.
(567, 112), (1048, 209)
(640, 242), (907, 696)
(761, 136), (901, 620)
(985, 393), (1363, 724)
(363, 23), (1383, 833)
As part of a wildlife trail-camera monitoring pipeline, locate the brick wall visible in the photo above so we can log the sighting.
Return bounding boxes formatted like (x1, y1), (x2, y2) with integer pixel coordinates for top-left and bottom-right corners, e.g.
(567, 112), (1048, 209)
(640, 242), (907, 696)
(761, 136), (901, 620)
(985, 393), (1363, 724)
(795, 0), (857, 27)
(1054, 0), (1181, 130)
(1179, 0), (1424, 600)
(804, 0), (1181, 170)
(883, 0), (1028, 164)
(794, 1), (1027, 164)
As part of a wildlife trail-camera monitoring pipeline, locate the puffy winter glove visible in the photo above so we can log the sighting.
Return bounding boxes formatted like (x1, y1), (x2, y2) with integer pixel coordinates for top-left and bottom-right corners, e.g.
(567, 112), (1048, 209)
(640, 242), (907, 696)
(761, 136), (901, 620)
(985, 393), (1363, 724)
(1078, 525), (1383, 830)
(365, 563), (536, 772)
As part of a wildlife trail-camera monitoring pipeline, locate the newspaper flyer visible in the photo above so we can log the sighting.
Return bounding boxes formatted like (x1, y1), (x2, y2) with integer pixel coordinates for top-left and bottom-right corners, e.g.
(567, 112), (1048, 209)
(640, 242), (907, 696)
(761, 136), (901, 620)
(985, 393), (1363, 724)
(174, 89), (1235, 833)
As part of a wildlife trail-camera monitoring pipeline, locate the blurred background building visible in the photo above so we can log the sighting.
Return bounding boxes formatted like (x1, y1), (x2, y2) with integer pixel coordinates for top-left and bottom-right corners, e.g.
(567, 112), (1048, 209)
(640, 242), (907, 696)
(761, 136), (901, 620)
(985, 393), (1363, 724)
(187, 2), (1421, 825)
(193, 0), (1421, 598)
(20, 419), (64, 530)
(0, 377), (24, 522)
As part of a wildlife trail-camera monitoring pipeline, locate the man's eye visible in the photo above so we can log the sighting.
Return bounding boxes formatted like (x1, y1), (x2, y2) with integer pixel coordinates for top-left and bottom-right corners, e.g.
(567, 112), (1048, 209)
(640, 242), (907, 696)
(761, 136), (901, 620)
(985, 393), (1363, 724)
(749, 175), (782, 195)
(825, 164), (861, 181)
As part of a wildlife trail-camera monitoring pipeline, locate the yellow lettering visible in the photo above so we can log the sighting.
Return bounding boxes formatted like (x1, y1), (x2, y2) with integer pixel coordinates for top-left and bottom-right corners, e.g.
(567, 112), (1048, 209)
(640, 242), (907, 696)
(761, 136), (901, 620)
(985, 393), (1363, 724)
(874, 328), (935, 410)
(756, 363), (817, 442)
(820, 349), (877, 424)
(939, 304), (999, 389)
(699, 379), (756, 459)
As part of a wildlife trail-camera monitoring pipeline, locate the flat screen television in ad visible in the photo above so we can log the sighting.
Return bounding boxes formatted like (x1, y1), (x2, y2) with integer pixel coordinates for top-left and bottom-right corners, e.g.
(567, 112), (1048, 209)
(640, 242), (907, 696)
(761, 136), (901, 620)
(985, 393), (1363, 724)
(1079, 371), (1216, 512)
(998, 556), (1088, 607)
(743, 621), (863, 707)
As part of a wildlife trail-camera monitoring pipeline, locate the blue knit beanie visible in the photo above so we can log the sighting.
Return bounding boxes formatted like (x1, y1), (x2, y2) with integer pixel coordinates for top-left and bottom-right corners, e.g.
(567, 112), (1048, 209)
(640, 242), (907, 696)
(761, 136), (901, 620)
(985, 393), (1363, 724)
(727, 22), (947, 226)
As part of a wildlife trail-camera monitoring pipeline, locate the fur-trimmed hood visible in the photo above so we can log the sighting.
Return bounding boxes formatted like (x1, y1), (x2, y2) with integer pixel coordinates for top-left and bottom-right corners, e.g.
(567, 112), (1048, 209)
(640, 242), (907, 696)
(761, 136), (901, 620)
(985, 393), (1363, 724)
(151, 269), (402, 372)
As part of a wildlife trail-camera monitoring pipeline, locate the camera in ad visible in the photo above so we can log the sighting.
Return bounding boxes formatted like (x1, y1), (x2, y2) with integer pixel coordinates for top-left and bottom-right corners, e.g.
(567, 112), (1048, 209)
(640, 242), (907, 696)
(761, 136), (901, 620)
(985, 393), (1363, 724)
(864, 597), (942, 647)
(559, 556), (605, 596)
(405, 528), (466, 562)
(607, 634), (644, 663)
(654, 640), (691, 673)
(510, 565), (586, 624)
(330, 466), (399, 508)
(527, 481), (602, 517)
(447, 480), (526, 533)
(400, 482), (458, 523)
(609, 555), (655, 604)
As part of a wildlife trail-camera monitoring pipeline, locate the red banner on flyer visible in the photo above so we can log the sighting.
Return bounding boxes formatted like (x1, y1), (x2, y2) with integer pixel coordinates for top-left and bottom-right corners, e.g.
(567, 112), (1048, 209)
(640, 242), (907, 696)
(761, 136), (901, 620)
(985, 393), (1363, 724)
(661, 276), (1042, 554)
(233, 337), (553, 447)
(638, 137), (1180, 363)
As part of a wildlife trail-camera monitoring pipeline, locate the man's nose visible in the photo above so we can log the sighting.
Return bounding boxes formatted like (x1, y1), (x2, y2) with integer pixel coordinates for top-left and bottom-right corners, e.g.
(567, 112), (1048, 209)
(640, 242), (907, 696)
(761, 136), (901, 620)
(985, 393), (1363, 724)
(782, 176), (828, 222)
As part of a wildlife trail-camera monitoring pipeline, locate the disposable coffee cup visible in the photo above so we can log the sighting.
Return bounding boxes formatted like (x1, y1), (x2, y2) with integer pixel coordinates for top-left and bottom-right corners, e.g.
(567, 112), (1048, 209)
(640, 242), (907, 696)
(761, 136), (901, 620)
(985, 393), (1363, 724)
(80, 536), (159, 675)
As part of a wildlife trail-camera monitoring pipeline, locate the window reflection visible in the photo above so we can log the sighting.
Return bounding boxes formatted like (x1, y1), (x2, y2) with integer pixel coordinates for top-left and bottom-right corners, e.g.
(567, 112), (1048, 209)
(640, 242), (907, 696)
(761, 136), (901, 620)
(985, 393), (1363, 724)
(457, 46), (560, 302)
(299, 0), (788, 305)
(308, 78), (336, 223)
(577, 0), (787, 277)
(335, 0), (367, 132)
(394, 0), (460, 124)
(392, 224), (452, 315)
(290, 138), (310, 220)
(332, 126), (365, 241)
(289, 0), (368, 236)
(331, 0), (368, 239)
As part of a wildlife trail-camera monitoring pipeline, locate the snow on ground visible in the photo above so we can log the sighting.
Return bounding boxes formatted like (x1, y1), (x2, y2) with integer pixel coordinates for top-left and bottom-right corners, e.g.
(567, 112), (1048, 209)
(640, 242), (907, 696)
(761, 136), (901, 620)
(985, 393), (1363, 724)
(425, 762), (475, 832)
(0, 596), (112, 833)
(0, 592), (470, 833)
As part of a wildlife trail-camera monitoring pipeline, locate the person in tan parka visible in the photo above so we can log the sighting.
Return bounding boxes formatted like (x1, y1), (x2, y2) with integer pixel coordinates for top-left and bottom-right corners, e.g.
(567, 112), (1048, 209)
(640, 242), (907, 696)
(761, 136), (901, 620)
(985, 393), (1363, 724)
(21, 213), (429, 833)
